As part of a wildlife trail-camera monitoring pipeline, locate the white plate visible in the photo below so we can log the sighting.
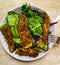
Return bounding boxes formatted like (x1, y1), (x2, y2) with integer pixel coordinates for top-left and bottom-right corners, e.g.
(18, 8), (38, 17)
(0, 6), (55, 61)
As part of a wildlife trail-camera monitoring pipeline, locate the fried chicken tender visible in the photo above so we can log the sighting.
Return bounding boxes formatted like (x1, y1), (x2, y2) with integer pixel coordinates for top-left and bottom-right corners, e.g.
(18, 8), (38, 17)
(18, 15), (32, 49)
(17, 48), (28, 56)
(2, 26), (15, 52)
(42, 12), (50, 44)
(17, 48), (38, 57)
(28, 49), (39, 57)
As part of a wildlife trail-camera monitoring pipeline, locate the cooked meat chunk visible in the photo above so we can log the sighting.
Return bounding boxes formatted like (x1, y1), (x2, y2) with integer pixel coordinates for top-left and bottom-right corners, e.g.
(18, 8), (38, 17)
(28, 49), (39, 57)
(2, 26), (15, 52)
(17, 48), (38, 57)
(42, 12), (50, 44)
(17, 48), (28, 56)
(18, 15), (32, 49)
(2, 26), (12, 39)
(9, 44), (15, 53)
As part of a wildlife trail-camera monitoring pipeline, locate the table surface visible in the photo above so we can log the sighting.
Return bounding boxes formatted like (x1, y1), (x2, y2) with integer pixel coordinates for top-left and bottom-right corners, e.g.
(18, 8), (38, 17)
(0, 0), (60, 65)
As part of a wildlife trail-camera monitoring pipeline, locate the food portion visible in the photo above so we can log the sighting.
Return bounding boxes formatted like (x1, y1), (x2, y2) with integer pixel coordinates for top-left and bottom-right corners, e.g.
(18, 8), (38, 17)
(21, 4), (43, 36)
(16, 48), (38, 57)
(7, 11), (20, 38)
(1, 25), (15, 52)
(18, 15), (32, 49)
(0, 4), (50, 57)
(42, 12), (50, 44)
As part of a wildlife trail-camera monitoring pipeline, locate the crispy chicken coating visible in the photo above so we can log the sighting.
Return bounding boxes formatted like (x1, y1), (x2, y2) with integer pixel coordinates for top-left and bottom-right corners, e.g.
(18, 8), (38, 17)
(17, 48), (38, 57)
(28, 49), (39, 57)
(42, 12), (50, 44)
(2, 26), (15, 52)
(18, 15), (32, 49)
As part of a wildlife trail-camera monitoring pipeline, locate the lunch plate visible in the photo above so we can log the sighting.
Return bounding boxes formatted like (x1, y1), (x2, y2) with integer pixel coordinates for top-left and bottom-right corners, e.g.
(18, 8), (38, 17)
(0, 6), (55, 61)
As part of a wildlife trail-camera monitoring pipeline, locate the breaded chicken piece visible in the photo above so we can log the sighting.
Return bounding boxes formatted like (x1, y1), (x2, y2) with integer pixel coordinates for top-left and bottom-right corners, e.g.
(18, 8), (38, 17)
(18, 15), (32, 49)
(42, 12), (50, 44)
(17, 48), (38, 57)
(2, 26), (15, 52)
(17, 48), (28, 56)
(27, 49), (39, 57)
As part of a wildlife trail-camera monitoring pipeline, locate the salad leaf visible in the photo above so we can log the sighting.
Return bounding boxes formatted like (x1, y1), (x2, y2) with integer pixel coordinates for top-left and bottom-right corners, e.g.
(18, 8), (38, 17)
(40, 44), (49, 51)
(33, 26), (43, 36)
(35, 16), (44, 24)
(21, 4), (43, 19)
(34, 36), (41, 42)
(32, 38), (35, 43)
(0, 23), (8, 31)
(37, 40), (49, 51)
(6, 11), (20, 37)
(11, 25), (18, 37)
(25, 10), (36, 18)
(7, 11), (20, 26)
(21, 3), (30, 12)
(13, 38), (20, 44)
(29, 17), (43, 36)
(21, 4), (43, 36)
(29, 17), (41, 26)
(15, 49), (19, 54)
(39, 49), (44, 52)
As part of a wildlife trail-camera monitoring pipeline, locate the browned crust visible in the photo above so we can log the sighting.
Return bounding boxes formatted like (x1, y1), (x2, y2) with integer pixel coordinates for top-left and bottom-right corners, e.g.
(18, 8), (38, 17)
(17, 48), (38, 57)
(18, 15), (32, 49)
(2, 26), (15, 52)
(42, 12), (50, 44)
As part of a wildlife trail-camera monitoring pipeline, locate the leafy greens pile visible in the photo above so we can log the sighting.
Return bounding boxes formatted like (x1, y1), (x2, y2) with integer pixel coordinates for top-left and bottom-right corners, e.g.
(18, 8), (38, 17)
(21, 4), (44, 36)
(7, 11), (21, 44)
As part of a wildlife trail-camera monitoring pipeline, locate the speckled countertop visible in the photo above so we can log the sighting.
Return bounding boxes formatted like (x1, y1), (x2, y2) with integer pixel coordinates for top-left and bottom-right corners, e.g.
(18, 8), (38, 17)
(0, 0), (60, 65)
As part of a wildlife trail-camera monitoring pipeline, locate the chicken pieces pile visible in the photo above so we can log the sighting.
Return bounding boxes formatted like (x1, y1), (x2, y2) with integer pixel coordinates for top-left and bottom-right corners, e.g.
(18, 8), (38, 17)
(17, 48), (38, 57)
(17, 15), (39, 57)
(1, 15), (38, 57)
